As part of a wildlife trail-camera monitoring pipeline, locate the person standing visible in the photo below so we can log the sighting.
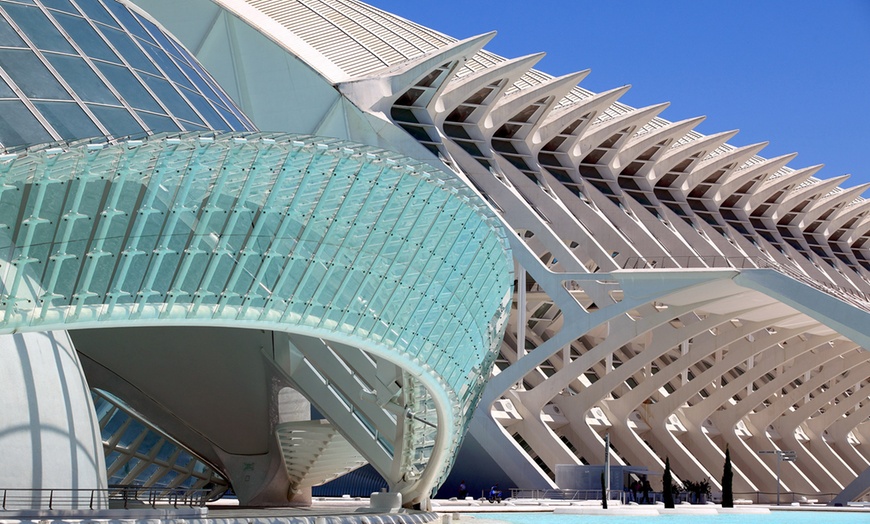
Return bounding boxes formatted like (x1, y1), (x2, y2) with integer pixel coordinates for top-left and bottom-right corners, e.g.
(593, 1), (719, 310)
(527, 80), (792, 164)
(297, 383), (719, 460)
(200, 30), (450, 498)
(641, 477), (652, 504)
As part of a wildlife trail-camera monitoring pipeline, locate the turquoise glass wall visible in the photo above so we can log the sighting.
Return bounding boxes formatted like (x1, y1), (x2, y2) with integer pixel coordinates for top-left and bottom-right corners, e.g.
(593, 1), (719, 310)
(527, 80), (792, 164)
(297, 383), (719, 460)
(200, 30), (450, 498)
(0, 131), (513, 497)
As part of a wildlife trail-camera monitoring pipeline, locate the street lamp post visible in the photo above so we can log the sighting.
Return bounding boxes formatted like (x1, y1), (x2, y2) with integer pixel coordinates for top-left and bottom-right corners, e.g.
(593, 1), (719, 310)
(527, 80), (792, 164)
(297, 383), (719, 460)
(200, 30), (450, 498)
(604, 432), (611, 505)
(758, 450), (796, 505)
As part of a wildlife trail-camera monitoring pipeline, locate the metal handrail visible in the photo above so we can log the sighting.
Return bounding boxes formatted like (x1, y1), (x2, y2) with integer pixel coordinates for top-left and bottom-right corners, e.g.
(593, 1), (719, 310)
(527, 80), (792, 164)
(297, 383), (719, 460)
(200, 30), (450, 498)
(508, 488), (629, 503)
(501, 487), (842, 505)
(0, 486), (213, 510)
(732, 490), (839, 505)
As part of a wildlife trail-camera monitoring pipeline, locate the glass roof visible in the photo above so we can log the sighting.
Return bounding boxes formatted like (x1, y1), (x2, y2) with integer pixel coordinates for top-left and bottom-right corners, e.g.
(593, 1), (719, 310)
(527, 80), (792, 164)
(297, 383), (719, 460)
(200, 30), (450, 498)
(0, 0), (255, 149)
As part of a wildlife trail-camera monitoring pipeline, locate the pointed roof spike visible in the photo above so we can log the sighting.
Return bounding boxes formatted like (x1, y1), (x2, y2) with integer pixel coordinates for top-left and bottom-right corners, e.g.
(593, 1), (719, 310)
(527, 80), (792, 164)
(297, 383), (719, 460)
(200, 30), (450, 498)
(714, 152), (799, 204)
(534, 84), (631, 153)
(840, 212), (870, 244)
(696, 141), (769, 170)
(684, 141), (769, 191)
(818, 180), (868, 205)
(575, 101), (671, 158)
(663, 128), (740, 156)
(781, 173), (849, 205)
(748, 164), (824, 211)
(435, 52), (547, 124)
(831, 200), (870, 243)
(615, 115), (706, 171)
(766, 173), (847, 221)
(485, 70), (591, 135)
(825, 187), (870, 232)
(649, 129), (740, 184)
(338, 31), (497, 112)
(805, 182), (870, 229)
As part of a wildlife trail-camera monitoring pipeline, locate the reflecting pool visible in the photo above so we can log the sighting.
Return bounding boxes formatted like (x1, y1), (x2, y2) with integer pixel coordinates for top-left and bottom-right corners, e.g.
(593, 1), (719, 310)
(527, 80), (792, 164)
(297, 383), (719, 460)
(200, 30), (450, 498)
(469, 511), (867, 524)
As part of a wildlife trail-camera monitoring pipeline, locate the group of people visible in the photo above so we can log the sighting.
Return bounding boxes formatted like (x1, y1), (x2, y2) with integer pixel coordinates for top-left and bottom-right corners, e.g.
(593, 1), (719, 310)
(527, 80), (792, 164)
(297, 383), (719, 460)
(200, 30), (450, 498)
(456, 480), (502, 503)
(627, 477), (653, 504)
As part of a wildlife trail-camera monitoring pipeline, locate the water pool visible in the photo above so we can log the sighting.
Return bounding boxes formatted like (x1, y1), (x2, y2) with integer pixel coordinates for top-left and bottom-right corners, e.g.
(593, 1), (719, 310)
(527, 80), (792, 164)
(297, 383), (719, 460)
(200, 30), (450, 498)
(468, 511), (867, 524)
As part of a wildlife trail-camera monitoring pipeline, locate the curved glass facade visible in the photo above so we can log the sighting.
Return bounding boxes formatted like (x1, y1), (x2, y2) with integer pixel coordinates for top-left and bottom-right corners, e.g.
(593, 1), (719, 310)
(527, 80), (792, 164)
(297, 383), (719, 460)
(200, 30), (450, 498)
(0, 0), (254, 149)
(0, 131), (513, 502)
(0, 132), (511, 402)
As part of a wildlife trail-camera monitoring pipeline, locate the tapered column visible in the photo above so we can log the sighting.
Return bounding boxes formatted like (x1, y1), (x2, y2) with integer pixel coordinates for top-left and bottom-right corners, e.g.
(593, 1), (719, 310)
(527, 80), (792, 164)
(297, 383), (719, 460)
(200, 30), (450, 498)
(0, 331), (107, 509)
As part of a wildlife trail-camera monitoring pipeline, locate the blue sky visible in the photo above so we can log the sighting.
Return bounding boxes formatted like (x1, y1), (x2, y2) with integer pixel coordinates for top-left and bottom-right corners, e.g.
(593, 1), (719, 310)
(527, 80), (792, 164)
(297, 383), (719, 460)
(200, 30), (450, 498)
(367, 1), (870, 190)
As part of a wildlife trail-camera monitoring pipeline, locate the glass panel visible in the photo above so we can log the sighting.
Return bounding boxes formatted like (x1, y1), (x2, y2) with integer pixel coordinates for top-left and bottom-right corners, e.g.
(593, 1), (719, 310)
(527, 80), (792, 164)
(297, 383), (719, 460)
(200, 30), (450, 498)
(86, 103), (142, 137)
(181, 89), (226, 130)
(74, 0), (118, 27)
(3, 3), (75, 52)
(52, 11), (118, 62)
(34, 100), (100, 139)
(0, 99), (51, 147)
(0, 11), (26, 46)
(0, 75), (15, 98)
(117, 457), (140, 480)
(140, 74), (201, 124)
(45, 53), (117, 104)
(95, 61), (160, 111)
(101, 0), (152, 42)
(215, 104), (245, 132)
(136, 110), (178, 133)
(183, 53), (255, 130)
(0, 48), (70, 99)
(138, 41), (194, 90)
(155, 440), (174, 462)
(41, 0), (77, 14)
(118, 418), (145, 447)
(135, 463), (160, 485)
(176, 59), (223, 105)
(99, 26), (158, 74)
(138, 17), (183, 60)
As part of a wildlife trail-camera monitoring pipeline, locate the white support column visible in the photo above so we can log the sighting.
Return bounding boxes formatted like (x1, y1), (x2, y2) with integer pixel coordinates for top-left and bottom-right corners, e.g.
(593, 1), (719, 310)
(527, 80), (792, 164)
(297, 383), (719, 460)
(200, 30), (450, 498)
(0, 331), (108, 510)
(518, 265), (527, 360)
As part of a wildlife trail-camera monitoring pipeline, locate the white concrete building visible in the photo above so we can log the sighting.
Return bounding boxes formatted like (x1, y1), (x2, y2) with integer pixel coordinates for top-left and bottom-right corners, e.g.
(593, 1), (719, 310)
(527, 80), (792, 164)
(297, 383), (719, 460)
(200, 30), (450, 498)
(130, 0), (870, 504)
(4, 0), (870, 509)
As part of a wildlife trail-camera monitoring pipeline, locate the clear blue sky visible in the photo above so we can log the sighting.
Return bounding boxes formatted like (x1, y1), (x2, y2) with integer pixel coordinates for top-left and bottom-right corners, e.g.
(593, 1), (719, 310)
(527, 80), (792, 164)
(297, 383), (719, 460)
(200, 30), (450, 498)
(367, 1), (870, 190)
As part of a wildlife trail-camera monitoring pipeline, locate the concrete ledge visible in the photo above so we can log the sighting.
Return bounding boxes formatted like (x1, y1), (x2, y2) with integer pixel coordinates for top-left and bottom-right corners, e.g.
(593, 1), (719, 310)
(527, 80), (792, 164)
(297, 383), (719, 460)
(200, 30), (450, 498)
(0, 507), (207, 519)
(719, 507), (771, 514)
(0, 510), (439, 524)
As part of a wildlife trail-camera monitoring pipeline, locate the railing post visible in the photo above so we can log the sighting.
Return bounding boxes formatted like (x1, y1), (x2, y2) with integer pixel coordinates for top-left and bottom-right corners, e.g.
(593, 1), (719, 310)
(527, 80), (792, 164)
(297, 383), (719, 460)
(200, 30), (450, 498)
(49, 489), (53, 510)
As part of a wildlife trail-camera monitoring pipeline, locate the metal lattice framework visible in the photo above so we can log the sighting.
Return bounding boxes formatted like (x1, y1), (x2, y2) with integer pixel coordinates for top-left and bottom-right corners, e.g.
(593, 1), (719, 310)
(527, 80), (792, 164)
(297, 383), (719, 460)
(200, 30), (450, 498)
(93, 390), (229, 497)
